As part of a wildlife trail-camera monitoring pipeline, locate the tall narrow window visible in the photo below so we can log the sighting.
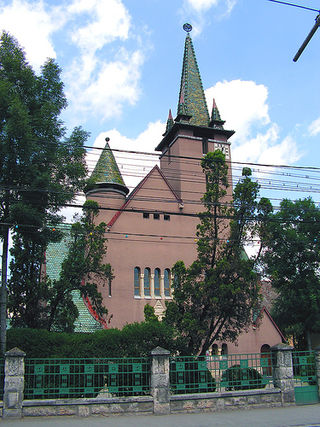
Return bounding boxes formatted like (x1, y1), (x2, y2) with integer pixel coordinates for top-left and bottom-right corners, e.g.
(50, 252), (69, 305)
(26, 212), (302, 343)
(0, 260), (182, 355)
(202, 138), (208, 154)
(134, 267), (140, 296)
(154, 268), (161, 297)
(144, 268), (151, 296)
(164, 268), (171, 297)
(221, 343), (228, 355)
(108, 278), (112, 297)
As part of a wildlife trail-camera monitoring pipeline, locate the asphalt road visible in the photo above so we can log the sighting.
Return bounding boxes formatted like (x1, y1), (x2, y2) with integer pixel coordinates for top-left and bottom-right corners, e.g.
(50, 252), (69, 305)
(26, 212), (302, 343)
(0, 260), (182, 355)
(2, 404), (320, 427)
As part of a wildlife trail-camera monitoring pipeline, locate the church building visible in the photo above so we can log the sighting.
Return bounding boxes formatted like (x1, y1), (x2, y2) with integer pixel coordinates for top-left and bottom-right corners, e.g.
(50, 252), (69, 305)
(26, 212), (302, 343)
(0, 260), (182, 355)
(47, 26), (284, 354)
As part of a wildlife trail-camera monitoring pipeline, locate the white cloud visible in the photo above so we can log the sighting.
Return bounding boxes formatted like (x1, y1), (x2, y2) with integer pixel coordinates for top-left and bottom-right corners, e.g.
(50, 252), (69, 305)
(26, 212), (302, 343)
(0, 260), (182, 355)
(88, 121), (164, 190)
(185, 0), (236, 13)
(66, 48), (144, 121)
(0, 0), (59, 69)
(205, 80), (301, 166)
(68, 0), (130, 53)
(182, 0), (237, 35)
(308, 117), (320, 136)
(0, 0), (145, 123)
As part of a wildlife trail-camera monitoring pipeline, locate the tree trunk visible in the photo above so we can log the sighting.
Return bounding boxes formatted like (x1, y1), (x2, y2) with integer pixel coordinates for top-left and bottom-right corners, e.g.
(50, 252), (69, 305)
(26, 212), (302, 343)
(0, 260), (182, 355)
(0, 225), (9, 354)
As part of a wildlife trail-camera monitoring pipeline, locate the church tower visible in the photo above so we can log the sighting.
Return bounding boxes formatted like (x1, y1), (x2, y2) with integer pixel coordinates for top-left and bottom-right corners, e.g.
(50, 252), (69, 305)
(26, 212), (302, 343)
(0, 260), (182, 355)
(156, 25), (234, 213)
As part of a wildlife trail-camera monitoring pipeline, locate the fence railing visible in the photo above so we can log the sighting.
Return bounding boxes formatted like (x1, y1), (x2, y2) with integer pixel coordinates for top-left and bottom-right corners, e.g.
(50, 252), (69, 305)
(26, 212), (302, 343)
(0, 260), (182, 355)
(170, 353), (273, 394)
(24, 357), (151, 400)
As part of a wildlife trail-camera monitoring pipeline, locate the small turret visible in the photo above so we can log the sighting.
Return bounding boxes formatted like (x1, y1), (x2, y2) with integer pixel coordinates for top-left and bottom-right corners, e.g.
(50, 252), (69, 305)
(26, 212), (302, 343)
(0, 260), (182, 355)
(86, 138), (129, 221)
(209, 98), (226, 129)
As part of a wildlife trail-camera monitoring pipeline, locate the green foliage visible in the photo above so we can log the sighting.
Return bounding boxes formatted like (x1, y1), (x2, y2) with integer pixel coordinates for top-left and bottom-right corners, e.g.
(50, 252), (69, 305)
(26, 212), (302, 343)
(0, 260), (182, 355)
(7, 322), (178, 358)
(170, 359), (216, 394)
(164, 151), (263, 355)
(144, 303), (159, 322)
(0, 32), (89, 331)
(221, 365), (265, 391)
(262, 198), (320, 349)
(47, 200), (112, 331)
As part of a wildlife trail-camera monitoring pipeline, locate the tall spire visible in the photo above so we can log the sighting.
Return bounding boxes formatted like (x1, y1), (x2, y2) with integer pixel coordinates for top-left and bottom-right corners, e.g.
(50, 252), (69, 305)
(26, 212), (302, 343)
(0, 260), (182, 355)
(177, 25), (210, 127)
(90, 139), (126, 186)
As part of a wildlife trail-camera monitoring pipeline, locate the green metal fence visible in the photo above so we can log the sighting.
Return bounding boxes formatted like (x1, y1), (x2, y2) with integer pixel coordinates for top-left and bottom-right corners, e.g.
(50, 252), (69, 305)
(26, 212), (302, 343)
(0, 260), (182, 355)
(293, 351), (319, 405)
(0, 358), (4, 401)
(170, 353), (272, 394)
(24, 357), (151, 400)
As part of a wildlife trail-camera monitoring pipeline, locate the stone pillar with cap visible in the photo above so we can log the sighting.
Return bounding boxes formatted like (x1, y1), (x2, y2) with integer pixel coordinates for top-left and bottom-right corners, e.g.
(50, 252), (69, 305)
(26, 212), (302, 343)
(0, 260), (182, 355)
(3, 347), (26, 418)
(271, 343), (295, 404)
(150, 346), (170, 415)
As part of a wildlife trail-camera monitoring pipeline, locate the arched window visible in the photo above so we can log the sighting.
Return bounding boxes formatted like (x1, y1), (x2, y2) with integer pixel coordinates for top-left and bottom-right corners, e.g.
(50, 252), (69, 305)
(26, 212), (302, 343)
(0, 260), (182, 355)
(164, 268), (171, 297)
(144, 268), (151, 296)
(261, 344), (272, 376)
(154, 268), (161, 297)
(221, 343), (228, 355)
(134, 267), (140, 296)
(212, 344), (218, 356)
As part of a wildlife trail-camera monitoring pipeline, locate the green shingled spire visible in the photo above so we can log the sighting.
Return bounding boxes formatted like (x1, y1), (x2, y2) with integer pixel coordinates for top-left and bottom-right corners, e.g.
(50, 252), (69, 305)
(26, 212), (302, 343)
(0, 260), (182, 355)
(177, 32), (210, 127)
(91, 140), (125, 186)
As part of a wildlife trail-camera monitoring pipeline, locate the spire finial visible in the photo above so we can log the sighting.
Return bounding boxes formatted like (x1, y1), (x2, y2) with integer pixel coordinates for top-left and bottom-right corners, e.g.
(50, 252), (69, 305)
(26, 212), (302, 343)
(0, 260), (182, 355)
(183, 23), (192, 33)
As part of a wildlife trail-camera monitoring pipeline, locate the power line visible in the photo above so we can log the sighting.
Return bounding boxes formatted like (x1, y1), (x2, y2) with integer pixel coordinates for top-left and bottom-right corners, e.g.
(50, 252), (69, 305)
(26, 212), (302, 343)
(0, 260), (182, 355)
(267, 0), (319, 13)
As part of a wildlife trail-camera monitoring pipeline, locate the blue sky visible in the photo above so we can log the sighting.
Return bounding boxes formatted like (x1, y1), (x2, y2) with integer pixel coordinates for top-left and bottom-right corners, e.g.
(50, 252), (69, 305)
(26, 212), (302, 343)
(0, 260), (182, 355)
(1, 0), (320, 209)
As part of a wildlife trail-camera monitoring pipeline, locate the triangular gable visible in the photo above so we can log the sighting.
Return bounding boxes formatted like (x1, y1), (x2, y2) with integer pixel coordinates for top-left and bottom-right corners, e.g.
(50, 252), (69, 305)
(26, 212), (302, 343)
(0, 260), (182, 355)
(107, 165), (182, 229)
(254, 306), (285, 342)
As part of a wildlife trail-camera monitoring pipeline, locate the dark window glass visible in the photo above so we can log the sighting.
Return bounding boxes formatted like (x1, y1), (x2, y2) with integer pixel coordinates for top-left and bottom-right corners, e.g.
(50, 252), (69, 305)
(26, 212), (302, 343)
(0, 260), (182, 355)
(154, 268), (161, 297)
(143, 213), (149, 219)
(144, 268), (151, 296)
(134, 267), (140, 296)
(164, 268), (170, 297)
(153, 213), (160, 220)
(164, 214), (170, 221)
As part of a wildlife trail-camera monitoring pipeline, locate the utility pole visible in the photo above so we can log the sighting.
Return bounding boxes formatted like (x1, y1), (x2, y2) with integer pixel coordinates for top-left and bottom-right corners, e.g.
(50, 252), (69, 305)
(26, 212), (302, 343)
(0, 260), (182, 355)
(293, 13), (320, 62)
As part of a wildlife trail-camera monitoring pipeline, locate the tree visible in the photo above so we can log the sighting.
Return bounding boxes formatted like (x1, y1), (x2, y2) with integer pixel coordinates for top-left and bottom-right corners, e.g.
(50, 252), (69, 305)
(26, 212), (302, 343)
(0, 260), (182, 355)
(164, 151), (263, 356)
(262, 198), (320, 349)
(47, 200), (112, 332)
(0, 32), (88, 351)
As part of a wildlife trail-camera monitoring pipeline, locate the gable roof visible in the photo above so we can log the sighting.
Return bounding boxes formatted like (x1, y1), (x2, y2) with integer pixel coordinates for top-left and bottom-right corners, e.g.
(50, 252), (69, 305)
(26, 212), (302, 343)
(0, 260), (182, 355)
(107, 164), (182, 229)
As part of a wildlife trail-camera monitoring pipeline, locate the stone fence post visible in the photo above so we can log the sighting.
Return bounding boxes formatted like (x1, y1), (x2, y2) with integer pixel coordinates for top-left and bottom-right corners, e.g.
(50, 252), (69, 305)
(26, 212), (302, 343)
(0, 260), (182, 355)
(271, 343), (295, 404)
(150, 346), (170, 415)
(314, 346), (320, 399)
(3, 347), (26, 418)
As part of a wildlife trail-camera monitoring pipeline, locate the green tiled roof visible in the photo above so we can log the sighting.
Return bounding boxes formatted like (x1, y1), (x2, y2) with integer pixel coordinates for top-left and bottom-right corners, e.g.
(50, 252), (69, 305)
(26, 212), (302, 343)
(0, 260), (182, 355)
(46, 225), (102, 333)
(90, 141), (125, 186)
(177, 34), (210, 127)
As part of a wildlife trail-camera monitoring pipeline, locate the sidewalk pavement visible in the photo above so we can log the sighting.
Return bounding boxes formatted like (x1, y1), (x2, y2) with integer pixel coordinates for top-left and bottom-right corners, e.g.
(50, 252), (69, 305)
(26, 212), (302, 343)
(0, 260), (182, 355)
(1, 404), (320, 427)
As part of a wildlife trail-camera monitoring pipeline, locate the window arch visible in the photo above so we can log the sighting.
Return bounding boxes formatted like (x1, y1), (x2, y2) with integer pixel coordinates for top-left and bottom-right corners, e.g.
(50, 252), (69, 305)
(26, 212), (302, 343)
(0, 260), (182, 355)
(154, 268), (161, 297)
(164, 268), (171, 297)
(221, 343), (228, 355)
(144, 268), (151, 296)
(134, 267), (140, 296)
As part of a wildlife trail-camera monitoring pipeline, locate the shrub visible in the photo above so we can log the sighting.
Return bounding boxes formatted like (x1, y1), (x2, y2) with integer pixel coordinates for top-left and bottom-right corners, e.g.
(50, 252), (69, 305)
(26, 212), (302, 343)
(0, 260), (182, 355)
(170, 358), (216, 394)
(221, 364), (265, 391)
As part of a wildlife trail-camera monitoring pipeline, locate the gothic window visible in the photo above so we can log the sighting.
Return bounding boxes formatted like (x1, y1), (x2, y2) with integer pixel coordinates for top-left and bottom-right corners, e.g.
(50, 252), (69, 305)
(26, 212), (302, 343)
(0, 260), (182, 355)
(144, 268), (151, 296)
(154, 268), (161, 297)
(164, 268), (171, 297)
(134, 267), (140, 296)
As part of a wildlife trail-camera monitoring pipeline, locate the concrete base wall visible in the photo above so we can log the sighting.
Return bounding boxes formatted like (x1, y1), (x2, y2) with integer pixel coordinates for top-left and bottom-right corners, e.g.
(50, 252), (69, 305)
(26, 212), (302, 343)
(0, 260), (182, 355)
(22, 396), (153, 418)
(7, 388), (289, 418)
(171, 388), (284, 414)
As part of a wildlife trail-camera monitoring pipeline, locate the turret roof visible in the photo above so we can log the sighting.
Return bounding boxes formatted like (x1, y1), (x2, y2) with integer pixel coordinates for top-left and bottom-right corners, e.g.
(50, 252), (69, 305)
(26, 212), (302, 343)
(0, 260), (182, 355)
(90, 141), (125, 186)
